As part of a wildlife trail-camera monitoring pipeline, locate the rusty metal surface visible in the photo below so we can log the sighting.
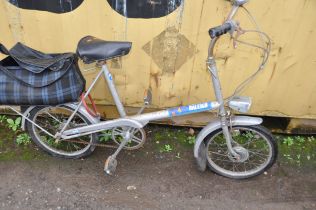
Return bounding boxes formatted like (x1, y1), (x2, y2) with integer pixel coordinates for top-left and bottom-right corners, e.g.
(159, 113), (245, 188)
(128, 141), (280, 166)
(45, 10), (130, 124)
(0, 0), (315, 124)
(285, 118), (316, 135)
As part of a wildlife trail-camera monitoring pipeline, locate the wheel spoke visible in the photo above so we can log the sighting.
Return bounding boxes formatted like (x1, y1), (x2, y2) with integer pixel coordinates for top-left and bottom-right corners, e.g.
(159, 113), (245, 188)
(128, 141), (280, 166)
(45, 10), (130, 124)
(243, 162), (247, 172)
(131, 135), (142, 144)
(113, 128), (123, 133)
(208, 151), (228, 157)
(112, 131), (122, 136)
(44, 111), (62, 124)
(248, 150), (269, 157)
(132, 129), (139, 135)
(243, 161), (262, 168)
(212, 158), (235, 163)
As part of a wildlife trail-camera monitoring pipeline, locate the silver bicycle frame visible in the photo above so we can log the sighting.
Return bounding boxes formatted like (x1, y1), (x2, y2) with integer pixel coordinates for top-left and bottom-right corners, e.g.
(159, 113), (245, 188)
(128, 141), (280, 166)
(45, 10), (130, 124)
(18, 1), (252, 154)
(52, 64), (220, 139)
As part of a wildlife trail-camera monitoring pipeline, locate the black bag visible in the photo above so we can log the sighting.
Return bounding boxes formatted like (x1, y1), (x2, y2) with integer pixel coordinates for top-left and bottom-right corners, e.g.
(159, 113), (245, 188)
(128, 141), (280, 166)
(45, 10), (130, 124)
(0, 42), (85, 105)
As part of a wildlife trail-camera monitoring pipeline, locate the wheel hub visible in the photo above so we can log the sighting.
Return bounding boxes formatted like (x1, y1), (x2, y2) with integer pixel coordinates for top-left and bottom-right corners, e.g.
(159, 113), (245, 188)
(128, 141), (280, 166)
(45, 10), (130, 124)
(228, 146), (249, 162)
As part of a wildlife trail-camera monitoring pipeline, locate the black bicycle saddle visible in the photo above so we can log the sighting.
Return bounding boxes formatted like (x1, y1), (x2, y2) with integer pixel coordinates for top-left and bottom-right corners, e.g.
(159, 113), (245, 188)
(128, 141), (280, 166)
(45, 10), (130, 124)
(77, 36), (132, 64)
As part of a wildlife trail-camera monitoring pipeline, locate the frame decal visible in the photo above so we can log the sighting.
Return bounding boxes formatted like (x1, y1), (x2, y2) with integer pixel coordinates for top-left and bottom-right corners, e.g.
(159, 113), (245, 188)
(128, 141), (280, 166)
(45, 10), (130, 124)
(167, 102), (214, 117)
(107, 72), (113, 81)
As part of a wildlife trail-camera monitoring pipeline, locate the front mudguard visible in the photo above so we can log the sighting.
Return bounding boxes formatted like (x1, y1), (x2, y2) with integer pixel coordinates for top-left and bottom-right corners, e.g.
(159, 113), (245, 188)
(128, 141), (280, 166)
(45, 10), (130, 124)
(193, 116), (263, 171)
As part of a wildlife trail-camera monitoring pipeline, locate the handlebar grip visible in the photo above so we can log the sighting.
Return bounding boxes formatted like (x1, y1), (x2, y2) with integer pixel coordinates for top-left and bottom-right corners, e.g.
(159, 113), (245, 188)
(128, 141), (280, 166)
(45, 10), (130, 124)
(209, 22), (232, 39)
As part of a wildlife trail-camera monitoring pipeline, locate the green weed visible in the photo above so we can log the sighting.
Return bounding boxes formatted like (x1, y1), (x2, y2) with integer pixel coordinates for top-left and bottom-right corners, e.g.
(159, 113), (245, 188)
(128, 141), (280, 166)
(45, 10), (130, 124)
(0, 115), (7, 123)
(99, 130), (112, 143)
(187, 136), (196, 145)
(160, 144), (173, 153)
(283, 137), (294, 146)
(7, 117), (21, 132)
(16, 133), (31, 146)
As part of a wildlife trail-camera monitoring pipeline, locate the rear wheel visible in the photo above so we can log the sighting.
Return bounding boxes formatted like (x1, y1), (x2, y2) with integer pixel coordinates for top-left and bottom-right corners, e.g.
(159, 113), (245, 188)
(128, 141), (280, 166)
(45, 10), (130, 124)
(26, 106), (97, 159)
(204, 125), (277, 179)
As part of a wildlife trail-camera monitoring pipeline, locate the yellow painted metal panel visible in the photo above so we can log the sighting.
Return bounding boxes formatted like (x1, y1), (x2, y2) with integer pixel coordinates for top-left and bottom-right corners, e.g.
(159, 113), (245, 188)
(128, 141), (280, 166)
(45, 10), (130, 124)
(0, 0), (315, 120)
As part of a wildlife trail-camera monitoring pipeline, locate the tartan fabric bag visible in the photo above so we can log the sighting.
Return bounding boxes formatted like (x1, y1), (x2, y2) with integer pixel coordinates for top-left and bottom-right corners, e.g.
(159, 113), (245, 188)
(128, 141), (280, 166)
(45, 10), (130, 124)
(0, 42), (85, 105)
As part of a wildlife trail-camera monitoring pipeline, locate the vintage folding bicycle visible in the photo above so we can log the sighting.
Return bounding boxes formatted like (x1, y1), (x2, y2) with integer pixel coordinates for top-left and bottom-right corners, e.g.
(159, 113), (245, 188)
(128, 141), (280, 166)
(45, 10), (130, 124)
(5, 0), (277, 179)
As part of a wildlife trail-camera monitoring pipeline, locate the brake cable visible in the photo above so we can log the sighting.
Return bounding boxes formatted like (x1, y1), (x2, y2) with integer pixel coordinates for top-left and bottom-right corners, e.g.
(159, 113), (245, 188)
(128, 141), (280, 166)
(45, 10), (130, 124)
(224, 6), (272, 102)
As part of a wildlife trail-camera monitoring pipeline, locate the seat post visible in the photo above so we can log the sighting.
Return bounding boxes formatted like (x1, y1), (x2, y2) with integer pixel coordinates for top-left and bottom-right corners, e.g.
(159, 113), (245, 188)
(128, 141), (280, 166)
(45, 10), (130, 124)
(102, 64), (127, 118)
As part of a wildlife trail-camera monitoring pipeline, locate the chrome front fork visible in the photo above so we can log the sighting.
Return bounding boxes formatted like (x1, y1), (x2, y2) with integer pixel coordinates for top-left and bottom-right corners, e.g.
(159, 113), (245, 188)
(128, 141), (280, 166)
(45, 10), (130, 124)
(207, 57), (240, 158)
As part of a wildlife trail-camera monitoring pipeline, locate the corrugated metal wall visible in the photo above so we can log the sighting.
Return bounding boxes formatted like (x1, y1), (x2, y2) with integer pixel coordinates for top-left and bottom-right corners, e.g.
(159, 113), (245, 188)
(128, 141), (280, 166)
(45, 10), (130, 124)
(0, 0), (315, 122)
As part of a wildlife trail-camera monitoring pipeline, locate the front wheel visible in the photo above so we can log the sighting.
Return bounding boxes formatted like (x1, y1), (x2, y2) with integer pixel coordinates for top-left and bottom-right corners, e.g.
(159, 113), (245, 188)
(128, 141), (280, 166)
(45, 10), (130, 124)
(204, 125), (277, 179)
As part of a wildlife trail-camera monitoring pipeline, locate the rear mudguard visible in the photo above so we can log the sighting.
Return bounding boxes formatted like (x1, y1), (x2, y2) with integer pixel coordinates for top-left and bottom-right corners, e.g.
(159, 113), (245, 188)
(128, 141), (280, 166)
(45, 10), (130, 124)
(193, 116), (263, 171)
(21, 103), (100, 131)
(21, 106), (36, 131)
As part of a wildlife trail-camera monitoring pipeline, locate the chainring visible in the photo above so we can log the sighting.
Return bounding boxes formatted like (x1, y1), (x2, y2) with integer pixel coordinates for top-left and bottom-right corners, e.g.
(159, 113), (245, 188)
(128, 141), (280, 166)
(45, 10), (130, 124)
(111, 126), (146, 150)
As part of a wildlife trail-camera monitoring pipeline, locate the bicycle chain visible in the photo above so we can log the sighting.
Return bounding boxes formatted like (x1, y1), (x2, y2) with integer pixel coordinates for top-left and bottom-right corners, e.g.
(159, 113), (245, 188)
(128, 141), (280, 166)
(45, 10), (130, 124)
(60, 138), (120, 149)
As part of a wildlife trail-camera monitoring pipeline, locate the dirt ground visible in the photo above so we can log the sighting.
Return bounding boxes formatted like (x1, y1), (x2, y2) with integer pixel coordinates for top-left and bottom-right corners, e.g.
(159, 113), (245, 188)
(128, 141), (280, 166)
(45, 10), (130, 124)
(0, 125), (315, 210)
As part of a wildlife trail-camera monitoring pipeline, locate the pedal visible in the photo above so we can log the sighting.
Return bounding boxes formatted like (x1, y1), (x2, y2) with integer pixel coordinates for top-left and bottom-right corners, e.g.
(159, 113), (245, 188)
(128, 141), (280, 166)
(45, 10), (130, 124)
(104, 156), (117, 175)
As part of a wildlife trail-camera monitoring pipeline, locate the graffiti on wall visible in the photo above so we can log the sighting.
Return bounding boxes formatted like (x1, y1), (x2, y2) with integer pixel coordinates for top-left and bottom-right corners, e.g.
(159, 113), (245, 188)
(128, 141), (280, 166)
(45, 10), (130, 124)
(7, 0), (183, 18)
(107, 0), (182, 18)
(7, 0), (84, 14)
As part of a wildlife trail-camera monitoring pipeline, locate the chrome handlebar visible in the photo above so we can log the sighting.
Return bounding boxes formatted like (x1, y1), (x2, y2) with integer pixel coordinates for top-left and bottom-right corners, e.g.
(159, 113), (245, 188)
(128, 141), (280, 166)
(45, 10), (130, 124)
(208, 2), (241, 57)
(207, 0), (272, 102)
(208, 0), (250, 57)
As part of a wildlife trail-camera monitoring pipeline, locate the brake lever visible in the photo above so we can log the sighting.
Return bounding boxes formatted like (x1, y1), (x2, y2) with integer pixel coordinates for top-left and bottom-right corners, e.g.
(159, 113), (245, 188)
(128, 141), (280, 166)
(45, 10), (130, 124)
(229, 21), (245, 49)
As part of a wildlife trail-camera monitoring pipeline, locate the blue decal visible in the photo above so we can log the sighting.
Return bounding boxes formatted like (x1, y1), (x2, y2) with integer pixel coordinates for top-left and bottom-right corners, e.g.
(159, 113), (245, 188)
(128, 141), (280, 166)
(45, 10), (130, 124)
(167, 102), (213, 117)
(108, 72), (113, 81)
(71, 129), (80, 135)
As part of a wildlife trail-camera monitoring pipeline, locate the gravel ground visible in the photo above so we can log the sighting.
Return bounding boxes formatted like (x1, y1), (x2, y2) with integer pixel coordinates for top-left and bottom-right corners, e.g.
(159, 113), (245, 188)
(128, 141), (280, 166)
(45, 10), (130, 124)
(0, 126), (315, 210)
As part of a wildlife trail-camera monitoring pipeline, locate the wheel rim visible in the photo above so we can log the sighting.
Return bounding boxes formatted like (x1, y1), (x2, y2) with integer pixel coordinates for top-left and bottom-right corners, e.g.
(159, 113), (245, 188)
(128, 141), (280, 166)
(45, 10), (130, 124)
(206, 127), (273, 177)
(32, 106), (93, 156)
